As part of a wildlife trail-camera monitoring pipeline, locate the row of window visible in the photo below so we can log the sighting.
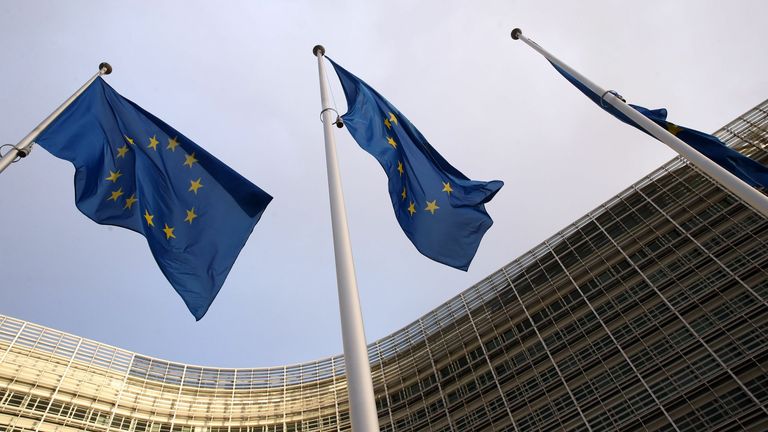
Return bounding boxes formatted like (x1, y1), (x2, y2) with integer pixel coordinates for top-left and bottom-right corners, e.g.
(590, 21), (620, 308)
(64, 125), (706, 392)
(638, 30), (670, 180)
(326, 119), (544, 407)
(0, 387), (347, 432)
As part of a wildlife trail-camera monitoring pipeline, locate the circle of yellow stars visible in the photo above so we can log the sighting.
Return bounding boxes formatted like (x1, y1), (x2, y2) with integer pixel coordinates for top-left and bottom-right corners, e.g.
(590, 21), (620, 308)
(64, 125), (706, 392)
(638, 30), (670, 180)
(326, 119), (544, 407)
(106, 134), (202, 241)
(384, 111), (453, 218)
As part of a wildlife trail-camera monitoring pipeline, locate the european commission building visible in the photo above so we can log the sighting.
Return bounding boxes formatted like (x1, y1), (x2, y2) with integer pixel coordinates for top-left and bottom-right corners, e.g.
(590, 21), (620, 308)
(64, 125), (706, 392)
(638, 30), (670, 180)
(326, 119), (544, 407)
(2, 100), (768, 432)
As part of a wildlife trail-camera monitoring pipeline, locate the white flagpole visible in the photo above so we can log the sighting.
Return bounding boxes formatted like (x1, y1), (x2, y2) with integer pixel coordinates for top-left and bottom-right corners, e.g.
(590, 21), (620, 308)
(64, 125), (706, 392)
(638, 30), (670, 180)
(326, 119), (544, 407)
(313, 45), (380, 431)
(511, 28), (768, 219)
(0, 62), (112, 175)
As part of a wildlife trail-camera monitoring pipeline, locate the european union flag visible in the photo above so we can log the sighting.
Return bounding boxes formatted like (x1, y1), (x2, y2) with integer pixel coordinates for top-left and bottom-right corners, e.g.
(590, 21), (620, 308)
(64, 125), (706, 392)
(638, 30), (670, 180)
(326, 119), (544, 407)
(328, 59), (503, 271)
(35, 77), (272, 320)
(550, 63), (768, 190)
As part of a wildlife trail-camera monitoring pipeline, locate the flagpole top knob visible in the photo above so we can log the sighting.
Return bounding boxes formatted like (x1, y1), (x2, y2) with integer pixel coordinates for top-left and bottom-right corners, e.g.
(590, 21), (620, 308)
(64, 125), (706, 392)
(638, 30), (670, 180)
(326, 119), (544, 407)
(99, 62), (113, 75)
(511, 28), (522, 40)
(313, 45), (326, 57)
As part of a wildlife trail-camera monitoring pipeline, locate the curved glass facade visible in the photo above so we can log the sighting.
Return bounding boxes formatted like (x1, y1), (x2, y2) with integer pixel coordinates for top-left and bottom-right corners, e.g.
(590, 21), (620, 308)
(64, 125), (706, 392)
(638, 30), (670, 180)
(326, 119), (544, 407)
(1, 100), (768, 431)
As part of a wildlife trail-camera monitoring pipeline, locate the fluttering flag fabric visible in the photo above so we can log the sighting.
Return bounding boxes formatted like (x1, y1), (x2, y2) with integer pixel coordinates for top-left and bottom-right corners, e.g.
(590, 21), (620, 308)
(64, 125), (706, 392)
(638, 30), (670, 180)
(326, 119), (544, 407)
(550, 63), (768, 190)
(328, 59), (503, 271)
(35, 77), (273, 320)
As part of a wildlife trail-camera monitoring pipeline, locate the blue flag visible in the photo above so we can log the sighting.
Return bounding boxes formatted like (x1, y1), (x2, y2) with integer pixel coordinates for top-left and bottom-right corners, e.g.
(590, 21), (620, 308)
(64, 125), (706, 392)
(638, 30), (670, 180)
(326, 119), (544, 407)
(329, 59), (503, 271)
(36, 77), (272, 320)
(550, 63), (768, 190)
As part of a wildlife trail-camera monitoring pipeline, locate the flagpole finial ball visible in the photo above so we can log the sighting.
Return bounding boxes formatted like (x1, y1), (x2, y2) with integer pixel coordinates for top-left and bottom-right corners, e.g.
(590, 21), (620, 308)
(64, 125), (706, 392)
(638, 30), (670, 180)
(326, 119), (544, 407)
(313, 45), (326, 57)
(99, 62), (113, 75)
(511, 28), (522, 40)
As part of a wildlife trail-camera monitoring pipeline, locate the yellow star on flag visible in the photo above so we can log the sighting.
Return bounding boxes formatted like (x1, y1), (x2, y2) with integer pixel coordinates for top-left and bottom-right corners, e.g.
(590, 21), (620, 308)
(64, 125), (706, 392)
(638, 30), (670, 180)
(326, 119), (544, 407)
(442, 181), (453, 194)
(384, 117), (392, 129)
(147, 135), (159, 151)
(184, 207), (198, 224)
(389, 112), (398, 126)
(108, 188), (124, 202)
(667, 123), (683, 136)
(401, 187), (407, 200)
(144, 209), (154, 227)
(116, 145), (129, 158)
(425, 200), (439, 215)
(167, 136), (180, 151)
(163, 224), (176, 239)
(124, 135), (135, 145)
(397, 161), (404, 176)
(184, 152), (198, 168)
(123, 194), (138, 210)
(189, 178), (204, 194)
(105, 170), (122, 183)
(387, 137), (397, 149)
(407, 201), (416, 216)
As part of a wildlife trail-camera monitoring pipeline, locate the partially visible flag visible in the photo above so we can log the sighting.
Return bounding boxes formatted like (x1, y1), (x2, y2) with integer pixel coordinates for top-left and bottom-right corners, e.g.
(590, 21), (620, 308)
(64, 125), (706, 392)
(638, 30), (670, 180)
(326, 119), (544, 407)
(328, 59), (503, 271)
(550, 62), (768, 190)
(36, 77), (272, 320)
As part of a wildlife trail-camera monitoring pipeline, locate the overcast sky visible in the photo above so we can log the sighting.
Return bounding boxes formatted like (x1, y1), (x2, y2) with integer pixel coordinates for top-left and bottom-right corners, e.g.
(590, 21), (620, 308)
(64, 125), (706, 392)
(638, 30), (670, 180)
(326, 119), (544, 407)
(1, 1), (767, 368)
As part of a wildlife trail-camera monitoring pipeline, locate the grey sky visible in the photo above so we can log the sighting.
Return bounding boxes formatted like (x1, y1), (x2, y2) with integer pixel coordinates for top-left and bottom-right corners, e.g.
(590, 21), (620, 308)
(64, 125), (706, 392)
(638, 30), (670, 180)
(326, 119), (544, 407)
(1, 1), (766, 368)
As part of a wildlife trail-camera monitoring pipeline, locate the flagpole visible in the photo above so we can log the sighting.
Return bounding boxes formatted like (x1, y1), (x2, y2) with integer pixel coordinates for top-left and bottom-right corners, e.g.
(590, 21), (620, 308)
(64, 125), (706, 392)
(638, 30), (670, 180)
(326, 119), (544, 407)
(313, 45), (380, 432)
(511, 28), (768, 219)
(0, 62), (112, 175)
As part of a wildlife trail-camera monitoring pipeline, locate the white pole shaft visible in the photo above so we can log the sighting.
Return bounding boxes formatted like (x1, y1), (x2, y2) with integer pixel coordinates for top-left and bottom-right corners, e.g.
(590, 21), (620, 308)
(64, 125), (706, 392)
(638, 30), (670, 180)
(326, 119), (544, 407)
(314, 46), (380, 432)
(512, 29), (768, 219)
(0, 63), (111, 175)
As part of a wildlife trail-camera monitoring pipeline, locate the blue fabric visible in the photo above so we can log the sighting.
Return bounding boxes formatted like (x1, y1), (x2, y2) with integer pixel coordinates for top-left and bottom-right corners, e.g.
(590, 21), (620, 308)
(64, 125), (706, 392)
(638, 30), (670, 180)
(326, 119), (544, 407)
(36, 77), (272, 320)
(329, 59), (503, 271)
(551, 62), (768, 190)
